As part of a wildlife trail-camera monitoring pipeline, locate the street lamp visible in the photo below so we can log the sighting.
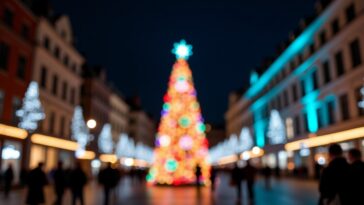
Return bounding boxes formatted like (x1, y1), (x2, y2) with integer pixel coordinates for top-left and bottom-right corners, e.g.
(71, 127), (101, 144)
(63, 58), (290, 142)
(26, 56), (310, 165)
(87, 119), (97, 129)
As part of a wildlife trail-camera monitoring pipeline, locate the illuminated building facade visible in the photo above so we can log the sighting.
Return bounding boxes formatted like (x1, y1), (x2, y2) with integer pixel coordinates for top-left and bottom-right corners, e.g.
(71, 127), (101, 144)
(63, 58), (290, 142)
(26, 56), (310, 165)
(31, 15), (84, 170)
(0, 0), (36, 183)
(225, 0), (364, 177)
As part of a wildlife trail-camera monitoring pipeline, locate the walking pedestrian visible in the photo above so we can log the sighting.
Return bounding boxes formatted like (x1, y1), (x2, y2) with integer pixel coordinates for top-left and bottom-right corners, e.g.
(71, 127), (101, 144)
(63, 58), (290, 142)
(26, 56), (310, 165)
(195, 164), (202, 187)
(319, 144), (350, 205)
(231, 162), (244, 203)
(3, 163), (14, 198)
(26, 162), (48, 205)
(53, 161), (66, 205)
(210, 167), (217, 191)
(98, 163), (120, 205)
(347, 148), (364, 205)
(70, 162), (87, 205)
(262, 166), (272, 190)
(244, 160), (257, 202)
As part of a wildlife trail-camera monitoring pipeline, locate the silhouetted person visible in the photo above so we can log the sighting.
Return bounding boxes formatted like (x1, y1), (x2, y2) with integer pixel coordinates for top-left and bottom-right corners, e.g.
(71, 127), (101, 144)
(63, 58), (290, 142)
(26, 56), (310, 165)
(70, 162), (87, 205)
(231, 163), (244, 202)
(26, 162), (48, 205)
(3, 164), (14, 198)
(195, 164), (202, 187)
(262, 166), (272, 190)
(53, 161), (66, 205)
(319, 144), (350, 205)
(20, 166), (28, 187)
(244, 160), (257, 202)
(347, 148), (364, 205)
(274, 166), (280, 179)
(98, 163), (120, 205)
(210, 167), (217, 191)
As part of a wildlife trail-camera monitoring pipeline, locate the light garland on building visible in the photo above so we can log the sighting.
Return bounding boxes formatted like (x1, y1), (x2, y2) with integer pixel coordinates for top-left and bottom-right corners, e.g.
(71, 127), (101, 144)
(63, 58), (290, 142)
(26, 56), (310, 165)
(71, 106), (92, 157)
(98, 124), (114, 154)
(267, 109), (286, 144)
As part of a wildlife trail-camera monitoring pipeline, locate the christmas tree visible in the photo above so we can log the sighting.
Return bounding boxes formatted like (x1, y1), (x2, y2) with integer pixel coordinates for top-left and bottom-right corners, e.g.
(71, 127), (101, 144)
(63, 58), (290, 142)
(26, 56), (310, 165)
(98, 124), (114, 154)
(16, 81), (45, 132)
(267, 110), (286, 144)
(71, 106), (91, 157)
(147, 40), (209, 185)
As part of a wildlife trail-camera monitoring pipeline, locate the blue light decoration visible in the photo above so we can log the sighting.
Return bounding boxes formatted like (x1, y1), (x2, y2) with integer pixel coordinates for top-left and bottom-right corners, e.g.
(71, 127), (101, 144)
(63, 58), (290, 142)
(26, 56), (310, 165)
(171, 40), (193, 60)
(250, 71), (259, 85)
(238, 127), (254, 152)
(16, 81), (45, 132)
(247, 9), (329, 147)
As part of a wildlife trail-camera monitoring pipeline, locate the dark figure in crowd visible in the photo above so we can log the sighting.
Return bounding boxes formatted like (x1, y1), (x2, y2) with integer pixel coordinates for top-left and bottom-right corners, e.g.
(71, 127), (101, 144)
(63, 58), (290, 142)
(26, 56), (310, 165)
(210, 167), (217, 191)
(231, 162), (244, 202)
(319, 144), (350, 205)
(3, 163), (14, 198)
(195, 164), (202, 187)
(347, 148), (364, 205)
(26, 162), (48, 205)
(70, 162), (87, 205)
(99, 163), (120, 205)
(262, 166), (272, 190)
(20, 166), (28, 187)
(274, 166), (280, 179)
(244, 160), (257, 202)
(53, 161), (66, 205)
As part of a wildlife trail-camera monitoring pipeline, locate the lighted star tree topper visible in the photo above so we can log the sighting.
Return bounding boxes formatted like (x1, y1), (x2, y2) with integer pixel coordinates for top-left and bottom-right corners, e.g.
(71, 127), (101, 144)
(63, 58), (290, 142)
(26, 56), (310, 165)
(148, 40), (210, 185)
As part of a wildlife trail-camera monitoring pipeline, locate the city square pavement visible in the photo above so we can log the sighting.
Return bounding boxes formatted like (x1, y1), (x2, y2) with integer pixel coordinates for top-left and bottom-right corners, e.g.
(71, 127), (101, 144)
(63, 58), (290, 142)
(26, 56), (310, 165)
(0, 173), (319, 205)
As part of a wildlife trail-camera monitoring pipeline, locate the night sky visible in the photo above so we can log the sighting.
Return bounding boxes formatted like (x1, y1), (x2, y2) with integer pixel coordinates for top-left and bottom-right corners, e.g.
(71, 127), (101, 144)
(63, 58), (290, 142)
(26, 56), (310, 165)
(52, 0), (316, 124)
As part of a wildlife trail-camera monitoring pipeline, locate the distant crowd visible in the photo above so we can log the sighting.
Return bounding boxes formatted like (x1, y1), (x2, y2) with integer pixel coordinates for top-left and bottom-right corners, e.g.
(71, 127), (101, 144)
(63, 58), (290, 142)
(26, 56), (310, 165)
(0, 161), (147, 205)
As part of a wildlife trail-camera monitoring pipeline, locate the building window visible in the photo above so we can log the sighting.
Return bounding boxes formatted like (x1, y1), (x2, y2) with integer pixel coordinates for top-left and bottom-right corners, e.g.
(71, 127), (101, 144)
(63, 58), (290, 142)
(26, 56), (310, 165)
(292, 83), (298, 102)
(0, 42), (10, 71)
(20, 24), (30, 40)
(0, 90), (4, 118)
(60, 116), (65, 137)
(12, 97), (21, 125)
(62, 81), (67, 101)
(285, 118), (294, 139)
(52, 75), (58, 96)
(331, 19), (340, 35)
(301, 79), (306, 97)
(54, 46), (60, 59)
(70, 88), (75, 105)
(63, 55), (69, 67)
(17, 56), (26, 80)
(339, 94), (350, 121)
(309, 43), (315, 55)
(350, 39), (362, 68)
(335, 51), (345, 77)
(346, 4), (356, 23)
(40, 67), (47, 88)
(319, 30), (327, 46)
(283, 90), (289, 107)
(322, 60), (331, 84)
(312, 70), (319, 90)
(294, 115), (301, 136)
(49, 112), (55, 134)
(303, 113), (309, 133)
(356, 87), (364, 116)
(43, 37), (50, 50)
(3, 8), (14, 28)
(327, 100), (336, 125)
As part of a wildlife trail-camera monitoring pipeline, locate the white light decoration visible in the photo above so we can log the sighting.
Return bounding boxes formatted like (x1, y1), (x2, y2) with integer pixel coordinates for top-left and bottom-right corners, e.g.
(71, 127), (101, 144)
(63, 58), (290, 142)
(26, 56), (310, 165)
(358, 87), (364, 108)
(2, 145), (20, 160)
(238, 127), (253, 152)
(116, 133), (154, 164)
(267, 110), (286, 144)
(98, 124), (114, 154)
(175, 80), (189, 93)
(71, 106), (91, 157)
(179, 135), (193, 150)
(87, 119), (97, 129)
(158, 135), (171, 147)
(171, 39), (193, 60)
(16, 81), (45, 132)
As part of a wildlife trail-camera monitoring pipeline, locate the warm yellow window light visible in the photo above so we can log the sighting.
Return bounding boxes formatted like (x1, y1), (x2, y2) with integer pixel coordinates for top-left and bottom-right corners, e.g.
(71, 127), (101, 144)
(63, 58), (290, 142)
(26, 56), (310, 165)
(100, 154), (118, 163)
(0, 123), (28, 139)
(285, 127), (364, 151)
